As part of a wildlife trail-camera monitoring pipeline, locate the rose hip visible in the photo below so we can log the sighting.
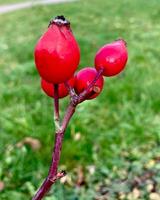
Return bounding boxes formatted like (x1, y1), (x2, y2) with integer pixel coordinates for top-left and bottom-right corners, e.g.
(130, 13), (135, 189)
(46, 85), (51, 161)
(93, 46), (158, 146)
(34, 16), (80, 84)
(74, 67), (104, 99)
(41, 78), (74, 99)
(95, 39), (128, 76)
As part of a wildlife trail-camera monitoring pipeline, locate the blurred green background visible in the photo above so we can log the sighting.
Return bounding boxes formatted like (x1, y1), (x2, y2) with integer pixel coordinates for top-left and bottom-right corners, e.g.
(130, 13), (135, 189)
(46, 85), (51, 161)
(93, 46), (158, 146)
(0, 0), (160, 199)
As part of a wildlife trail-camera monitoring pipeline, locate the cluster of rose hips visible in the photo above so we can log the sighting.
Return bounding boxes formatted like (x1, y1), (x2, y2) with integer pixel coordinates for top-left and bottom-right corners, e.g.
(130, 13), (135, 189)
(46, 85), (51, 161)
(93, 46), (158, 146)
(33, 15), (128, 200)
(34, 16), (128, 101)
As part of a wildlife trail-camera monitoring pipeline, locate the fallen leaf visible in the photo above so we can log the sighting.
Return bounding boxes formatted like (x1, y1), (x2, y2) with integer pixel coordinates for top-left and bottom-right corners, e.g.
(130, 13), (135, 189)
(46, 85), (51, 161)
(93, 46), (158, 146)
(16, 137), (41, 151)
(132, 187), (141, 198)
(132, 171), (155, 187)
(87, 165), (96, 175)
(0, 181), (5, 191)
(74, 132), (81, 141)
(146, 183), (154, 192)
(149, 193), (160, 200)
(76, 166), (85, 187)
(94, 195), (108, 200)
(119, 192), (126, 200)
(145, 160), (155, 168)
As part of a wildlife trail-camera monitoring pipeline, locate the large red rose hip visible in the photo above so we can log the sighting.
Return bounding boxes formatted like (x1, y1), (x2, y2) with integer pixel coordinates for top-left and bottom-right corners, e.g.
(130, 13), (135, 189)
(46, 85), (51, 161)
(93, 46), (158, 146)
(95, 39), (128, 76)
(41, 78), (74, 98)
(34, 16), (80, 84)
(74, 67), (104, 99)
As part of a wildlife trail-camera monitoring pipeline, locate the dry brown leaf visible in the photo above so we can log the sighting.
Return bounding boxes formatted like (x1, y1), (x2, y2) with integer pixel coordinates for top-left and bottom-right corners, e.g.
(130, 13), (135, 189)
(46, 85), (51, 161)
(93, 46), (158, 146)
(16, 137), (41, 151)
(0, 181), (5, 191)
(76, 166), (85, 186)
(132, 171), (155, 187)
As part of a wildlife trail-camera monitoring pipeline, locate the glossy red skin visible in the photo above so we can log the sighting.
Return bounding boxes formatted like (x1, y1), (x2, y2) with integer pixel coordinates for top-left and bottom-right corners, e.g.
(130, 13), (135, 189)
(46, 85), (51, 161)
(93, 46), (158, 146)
(95, 39), (128, 76)
(75, 67), (104, 99)
(35, 23), (80, 84)
(41, 78), (75, 98)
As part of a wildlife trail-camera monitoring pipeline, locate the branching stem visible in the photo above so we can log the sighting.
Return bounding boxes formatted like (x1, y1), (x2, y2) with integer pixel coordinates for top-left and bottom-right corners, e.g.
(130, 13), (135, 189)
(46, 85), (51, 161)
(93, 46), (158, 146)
(32, 68), (103, 200)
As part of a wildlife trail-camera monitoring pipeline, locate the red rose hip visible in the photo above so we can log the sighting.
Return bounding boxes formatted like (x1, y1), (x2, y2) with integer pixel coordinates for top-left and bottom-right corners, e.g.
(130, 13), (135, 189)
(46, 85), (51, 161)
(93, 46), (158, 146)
(74, 67), (104, 99)
(95, 39), (128, 76)
(34, 16), (80, 84)
(41, 78), (75, 99)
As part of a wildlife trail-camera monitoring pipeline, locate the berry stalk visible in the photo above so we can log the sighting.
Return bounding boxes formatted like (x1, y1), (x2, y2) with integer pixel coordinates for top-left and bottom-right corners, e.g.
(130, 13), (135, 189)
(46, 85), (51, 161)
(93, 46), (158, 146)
(53, 84), (60, 131)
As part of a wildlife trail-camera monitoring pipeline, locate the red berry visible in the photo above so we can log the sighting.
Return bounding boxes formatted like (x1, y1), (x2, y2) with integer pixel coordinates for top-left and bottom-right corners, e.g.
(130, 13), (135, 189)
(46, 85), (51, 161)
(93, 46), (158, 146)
(34, 16), (80, 84)
(74, 67), (104, 99)
(41, 78), (74, 98)
(95, 39), (128, 76)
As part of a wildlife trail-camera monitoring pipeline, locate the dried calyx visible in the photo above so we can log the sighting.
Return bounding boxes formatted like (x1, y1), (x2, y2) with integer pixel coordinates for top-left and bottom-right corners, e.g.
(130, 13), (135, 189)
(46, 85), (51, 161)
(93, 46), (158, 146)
(93, 86), (101, 93)
(115, 38), (127, 47)
(48, 15), (70, 27)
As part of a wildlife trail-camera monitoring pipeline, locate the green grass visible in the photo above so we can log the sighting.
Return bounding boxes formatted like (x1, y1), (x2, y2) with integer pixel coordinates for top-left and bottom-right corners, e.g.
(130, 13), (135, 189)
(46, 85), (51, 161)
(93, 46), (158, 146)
(0, 0), (160, 199)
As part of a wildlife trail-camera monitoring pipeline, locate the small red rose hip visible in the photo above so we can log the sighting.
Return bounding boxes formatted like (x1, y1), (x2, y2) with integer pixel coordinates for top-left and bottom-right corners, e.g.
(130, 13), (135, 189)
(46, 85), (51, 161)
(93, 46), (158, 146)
(74, 67), (104, 99)
(41, 78), (74, 98)
(34, 16), (80, 84)
(95, 39), (128, 76)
